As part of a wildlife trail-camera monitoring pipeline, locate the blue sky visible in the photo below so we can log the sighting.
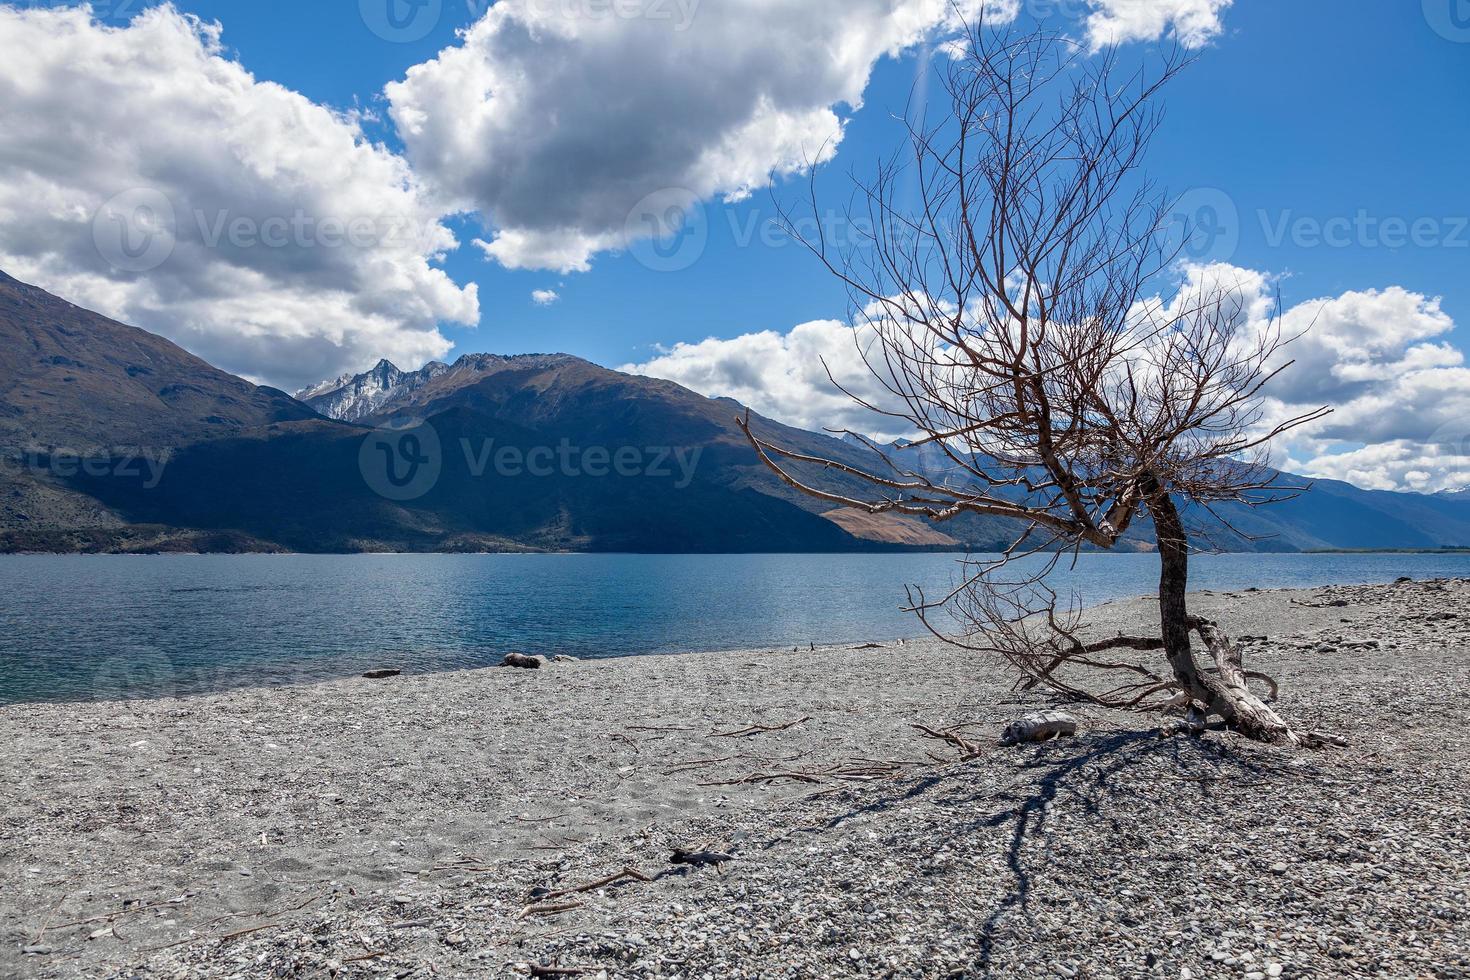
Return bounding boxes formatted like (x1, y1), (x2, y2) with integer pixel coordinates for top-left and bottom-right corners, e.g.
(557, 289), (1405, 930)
(76, 0), (1469, 367)
(1, 0), (1468, 491)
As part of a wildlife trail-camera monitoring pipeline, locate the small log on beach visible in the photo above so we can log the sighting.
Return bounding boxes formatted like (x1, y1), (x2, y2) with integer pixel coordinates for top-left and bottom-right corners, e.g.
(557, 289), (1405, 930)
(1000, 711), (1079, 746)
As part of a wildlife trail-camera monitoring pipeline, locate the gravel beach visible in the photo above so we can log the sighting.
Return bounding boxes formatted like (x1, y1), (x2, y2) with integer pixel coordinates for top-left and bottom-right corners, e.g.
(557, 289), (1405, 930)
(2, 580), (1468, 979)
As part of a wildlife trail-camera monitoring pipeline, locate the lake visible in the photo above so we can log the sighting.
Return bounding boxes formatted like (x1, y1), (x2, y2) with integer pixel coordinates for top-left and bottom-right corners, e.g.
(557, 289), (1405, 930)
(3, 551), (1468, 704)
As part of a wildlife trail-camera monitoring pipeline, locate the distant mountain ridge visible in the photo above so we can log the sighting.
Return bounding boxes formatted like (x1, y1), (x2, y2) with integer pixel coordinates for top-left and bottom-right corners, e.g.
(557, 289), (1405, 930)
(0, 269), (314, 448)
(295, 353), (579, 423)
(2, 268), (1469, 555)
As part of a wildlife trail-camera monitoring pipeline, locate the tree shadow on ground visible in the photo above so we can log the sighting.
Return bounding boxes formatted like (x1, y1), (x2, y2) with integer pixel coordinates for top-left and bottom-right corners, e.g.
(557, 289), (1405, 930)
(798, 728), (1318, 977)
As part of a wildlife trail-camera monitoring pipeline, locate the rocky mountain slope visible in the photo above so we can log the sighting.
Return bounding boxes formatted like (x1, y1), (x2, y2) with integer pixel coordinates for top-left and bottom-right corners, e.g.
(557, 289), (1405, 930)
(3, 268), (1468, 554)
(0, 270), (313, 449)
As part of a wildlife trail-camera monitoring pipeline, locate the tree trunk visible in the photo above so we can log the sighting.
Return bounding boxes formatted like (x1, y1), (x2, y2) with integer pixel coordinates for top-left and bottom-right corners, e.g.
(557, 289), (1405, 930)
(1143, 478), (1297, 744)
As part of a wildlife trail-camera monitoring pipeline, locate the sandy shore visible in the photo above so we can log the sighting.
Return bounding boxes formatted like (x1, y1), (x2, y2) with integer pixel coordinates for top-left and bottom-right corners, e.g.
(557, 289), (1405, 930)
(2, 581), (1468, 978)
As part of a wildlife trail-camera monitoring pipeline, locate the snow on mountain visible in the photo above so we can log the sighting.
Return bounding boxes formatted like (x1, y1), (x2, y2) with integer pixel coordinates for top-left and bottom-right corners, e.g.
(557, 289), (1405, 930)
(295, 354), (575, 423)
(293, 358), (448, 423)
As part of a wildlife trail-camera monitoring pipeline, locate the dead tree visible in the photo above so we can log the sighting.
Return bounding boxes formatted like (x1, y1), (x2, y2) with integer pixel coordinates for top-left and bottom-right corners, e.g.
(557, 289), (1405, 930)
(737, 16), (1333, 745)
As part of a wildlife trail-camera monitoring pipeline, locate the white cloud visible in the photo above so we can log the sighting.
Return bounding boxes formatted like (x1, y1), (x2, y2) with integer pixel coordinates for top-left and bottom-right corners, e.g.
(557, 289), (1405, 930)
(0, 4), (478, 391)
(1085, 0), (1234, 50)
(531, 288), (561, 306)
(622, 318), (911, 438)
(386, 0), (1011, 274)
(628, 265), (1470, 493)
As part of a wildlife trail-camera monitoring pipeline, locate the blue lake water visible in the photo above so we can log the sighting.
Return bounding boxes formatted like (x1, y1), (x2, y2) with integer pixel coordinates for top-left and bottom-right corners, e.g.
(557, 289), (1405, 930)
(3, 552), (1469, 704)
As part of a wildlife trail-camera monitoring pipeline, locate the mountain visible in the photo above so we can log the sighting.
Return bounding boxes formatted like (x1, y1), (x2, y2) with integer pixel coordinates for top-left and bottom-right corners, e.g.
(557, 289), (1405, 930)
(295, 358), (450, 423)
(3, 268), (1469, 555)
(295, 354), (576, 423)
(0, 269), (320, 548)
(0, 272), (989, 553)
(842, 436), (1470, 553)
(0, 269), (315, 448)
(286, 351), (1016, 551)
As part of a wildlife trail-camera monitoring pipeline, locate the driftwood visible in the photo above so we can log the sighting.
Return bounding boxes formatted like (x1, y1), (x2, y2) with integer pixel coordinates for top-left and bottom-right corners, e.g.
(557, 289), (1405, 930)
(530, 866), (650, 903)
(501, 653), (543, 670)
(518, 901), (585, 920)
(1000, 711), (1079, 747)
(912, 723), (986, 761)
(711, 717), (810, 738)
(361, 669), (401, 679)
(527, 964), (606, 978)
(671, 847), (737, 869)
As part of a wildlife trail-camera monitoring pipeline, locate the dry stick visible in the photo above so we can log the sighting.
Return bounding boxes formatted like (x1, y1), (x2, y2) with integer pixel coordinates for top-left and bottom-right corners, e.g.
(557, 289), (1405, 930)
(661, 755), (738, 775)
(220, 921), (282, 943)
(710, 716), (811, 738)
(540, 866), (651, 902)
(698, 771), (822, 787)
(518, 901), (586, 920)
(529, 965), (608, 978)
(911, 723), (985, 761)
(626, 725), (696, 732)
(46, 896), (187, 933)
(31, 889), (70, 945)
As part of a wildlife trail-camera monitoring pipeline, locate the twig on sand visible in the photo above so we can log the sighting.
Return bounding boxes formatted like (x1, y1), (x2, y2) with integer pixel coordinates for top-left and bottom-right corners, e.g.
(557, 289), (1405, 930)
(31, 888), (71, 945)
(46, 895), (188, 933)
(518, 901), (586, 920)
(699, 770), (822, 786)
(536, 866), (651, 902)
(661, 755), (737, 775)
(220, 921), (282, 943)
(711, 716), (811, 738)
(528, 965), (608, 978)
(700, 758), (918, 787)
(912, 723), (987, 761)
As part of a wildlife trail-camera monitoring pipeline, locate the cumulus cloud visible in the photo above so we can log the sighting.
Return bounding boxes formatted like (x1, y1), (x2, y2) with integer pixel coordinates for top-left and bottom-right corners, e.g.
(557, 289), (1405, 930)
(386, 0), (1010, 274)
(622, 318), (911, 438)
(1085, 0), (1234, 50)
(531, 288), (561, 306)
(0, 4), (478, 391)
(628, 264), (1470, 493)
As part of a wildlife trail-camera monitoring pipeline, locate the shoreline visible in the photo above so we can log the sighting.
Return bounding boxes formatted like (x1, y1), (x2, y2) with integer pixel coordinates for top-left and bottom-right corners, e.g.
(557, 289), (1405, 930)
(3, 580), (1469, 978)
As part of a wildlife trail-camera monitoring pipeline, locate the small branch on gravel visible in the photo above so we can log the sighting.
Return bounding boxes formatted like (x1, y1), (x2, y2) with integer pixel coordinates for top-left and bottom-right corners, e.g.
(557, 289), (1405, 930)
(699, 770), (822, 786)
(711, 716), (811, 738)
(609, 733), (641, 753)
(518, 901), (586, 920)
(626, 725), (697, 732)
(220, 921), (283, 943)
(912, 723), (986, 761)
(535, 866), (651, 902)
(46, 895), (188, 933)
(31, 888), (70, 945)
(699, 759), (917, 787)
(528, 965), (608, 978)
(661, 755), (737, 775)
